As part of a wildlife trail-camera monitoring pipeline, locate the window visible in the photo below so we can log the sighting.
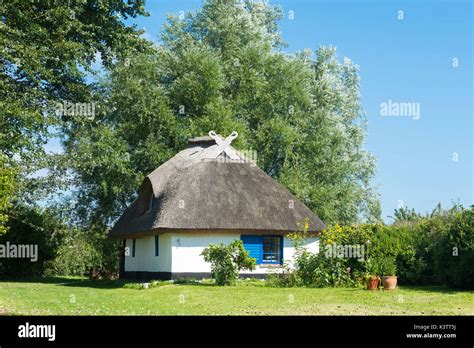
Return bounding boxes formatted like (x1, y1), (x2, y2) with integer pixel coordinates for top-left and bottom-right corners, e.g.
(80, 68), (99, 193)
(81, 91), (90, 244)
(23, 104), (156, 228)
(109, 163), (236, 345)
(155, 235), (159, 256)
(241, 235), (283, 265)
(132, 239), (136, 257)
(262, 236), (281, 264)
(137, 178), (154, 216)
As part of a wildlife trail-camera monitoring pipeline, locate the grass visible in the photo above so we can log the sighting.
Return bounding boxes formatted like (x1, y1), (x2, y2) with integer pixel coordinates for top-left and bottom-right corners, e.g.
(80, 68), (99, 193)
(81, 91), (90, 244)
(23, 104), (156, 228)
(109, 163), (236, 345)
(0, 277), (473, 315)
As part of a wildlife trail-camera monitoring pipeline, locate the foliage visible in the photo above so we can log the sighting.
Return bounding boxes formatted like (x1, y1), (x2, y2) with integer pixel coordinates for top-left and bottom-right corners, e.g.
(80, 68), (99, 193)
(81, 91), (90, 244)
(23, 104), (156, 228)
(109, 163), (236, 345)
(377, 257), (397, 276)
(269, 204), (473, 289)
(431, 207), (474, 289)
(0, 203), (62, 278)
(45, 226), (120, 277)
(269, 224), (356, 288)
(0, 0), (151, 155)
(1, 0), (153, 204)
(362, 258), (380, 278)
(0, 155), (16, 235)
(201, 240), (256, 286)
(390, 206), (423, 224)
(295, 251), (355, 287)
(61, 0), (381, 235)
(1, 0), (153, 278)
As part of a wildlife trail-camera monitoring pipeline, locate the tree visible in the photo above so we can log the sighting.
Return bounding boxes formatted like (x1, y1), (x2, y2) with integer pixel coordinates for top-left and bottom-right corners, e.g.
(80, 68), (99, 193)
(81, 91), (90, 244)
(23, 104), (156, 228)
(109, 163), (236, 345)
(0, 0), (153, 203)
(390, 206), (422, 224)
(201, 240), (256, 285)
(0, 155), (16, 235)
(0, 203), (63, 277)
(63, 0), (381, 230)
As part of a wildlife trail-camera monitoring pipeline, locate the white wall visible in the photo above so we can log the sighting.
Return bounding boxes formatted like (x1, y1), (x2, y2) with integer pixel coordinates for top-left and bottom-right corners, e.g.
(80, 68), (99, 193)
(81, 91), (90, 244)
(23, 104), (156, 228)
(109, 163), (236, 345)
(170, 233), (236, 273)
(283, 236), (319, 269)
(124, 234), (172, 272)
(170, 233), (319, 274)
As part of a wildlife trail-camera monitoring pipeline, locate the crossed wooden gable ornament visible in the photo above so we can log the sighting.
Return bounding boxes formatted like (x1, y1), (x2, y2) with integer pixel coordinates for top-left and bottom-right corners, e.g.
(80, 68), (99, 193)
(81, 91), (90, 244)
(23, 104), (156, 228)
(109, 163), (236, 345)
(205, 131), (240, 160)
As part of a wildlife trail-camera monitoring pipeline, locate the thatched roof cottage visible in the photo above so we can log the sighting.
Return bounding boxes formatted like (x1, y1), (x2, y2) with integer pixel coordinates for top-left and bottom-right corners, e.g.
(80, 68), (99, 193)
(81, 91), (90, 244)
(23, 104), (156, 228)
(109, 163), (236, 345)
(109, 132), (326, 280)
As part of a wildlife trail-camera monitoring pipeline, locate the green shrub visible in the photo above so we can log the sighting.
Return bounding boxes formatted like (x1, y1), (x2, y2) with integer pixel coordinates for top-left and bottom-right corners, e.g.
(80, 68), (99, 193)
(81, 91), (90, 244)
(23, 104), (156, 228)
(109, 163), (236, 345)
(432, 208), (474, 289)
(268, 205), (473, 289)
(45, 226), (120, 278)
(377, 257), (397, 276)
(268, 229), (356, 288)
(201, 240), (256, 286)
(0, 204), (60, 278)
(266, 269), (298, 288)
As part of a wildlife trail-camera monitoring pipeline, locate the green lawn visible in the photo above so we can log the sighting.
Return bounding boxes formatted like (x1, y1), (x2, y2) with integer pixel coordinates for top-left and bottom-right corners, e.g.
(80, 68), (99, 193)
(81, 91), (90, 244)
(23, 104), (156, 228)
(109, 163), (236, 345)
(0, 277), (473, 315)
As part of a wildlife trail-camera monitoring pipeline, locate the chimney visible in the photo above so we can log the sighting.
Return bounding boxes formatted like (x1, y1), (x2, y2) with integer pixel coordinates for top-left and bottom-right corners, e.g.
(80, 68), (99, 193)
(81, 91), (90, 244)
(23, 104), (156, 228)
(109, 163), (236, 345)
(186, 136), (216, 149)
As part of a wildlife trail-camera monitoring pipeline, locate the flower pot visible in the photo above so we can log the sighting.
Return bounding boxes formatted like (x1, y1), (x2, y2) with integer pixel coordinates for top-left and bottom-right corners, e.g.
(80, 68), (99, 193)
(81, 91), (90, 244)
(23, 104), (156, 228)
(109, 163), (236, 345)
(366, 276), (379, 290)
(381, 276), (397, 290)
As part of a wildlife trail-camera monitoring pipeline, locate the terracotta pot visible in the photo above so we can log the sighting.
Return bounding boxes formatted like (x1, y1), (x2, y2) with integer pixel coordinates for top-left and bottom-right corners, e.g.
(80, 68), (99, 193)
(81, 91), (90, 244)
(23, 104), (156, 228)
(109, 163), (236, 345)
(366, 277), (379, 290)
(381, 276), (397, 290)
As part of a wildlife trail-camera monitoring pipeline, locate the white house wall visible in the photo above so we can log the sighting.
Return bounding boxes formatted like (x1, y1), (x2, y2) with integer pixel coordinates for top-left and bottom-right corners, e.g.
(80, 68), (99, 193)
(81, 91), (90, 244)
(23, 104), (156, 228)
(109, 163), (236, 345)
(124, 232), (319, 276)
(124, 234), (172, 272)
(170, 233), (319, 274)
(170, 233), (236, 273)
(283, 236), (319, 269)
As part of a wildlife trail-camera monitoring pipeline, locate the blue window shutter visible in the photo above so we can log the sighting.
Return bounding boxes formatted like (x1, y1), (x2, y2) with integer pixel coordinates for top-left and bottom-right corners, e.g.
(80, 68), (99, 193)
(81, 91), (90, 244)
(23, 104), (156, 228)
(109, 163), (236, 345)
(241, 235), (262, 264)
(155, 235), (159, 256)
(132, 239), (136, 257)
(280, 235), (284, 264)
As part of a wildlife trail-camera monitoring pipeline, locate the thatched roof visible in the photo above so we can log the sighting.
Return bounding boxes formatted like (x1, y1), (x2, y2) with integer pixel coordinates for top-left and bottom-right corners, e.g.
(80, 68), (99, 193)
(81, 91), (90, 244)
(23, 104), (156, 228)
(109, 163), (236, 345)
(109, 134), (326, 238)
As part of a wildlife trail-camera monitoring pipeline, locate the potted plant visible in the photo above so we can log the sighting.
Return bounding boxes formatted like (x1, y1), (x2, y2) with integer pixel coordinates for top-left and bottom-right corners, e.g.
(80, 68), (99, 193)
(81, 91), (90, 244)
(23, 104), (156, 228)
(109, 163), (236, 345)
(379, 257), (398, 290)
(363, 259), (380, 290)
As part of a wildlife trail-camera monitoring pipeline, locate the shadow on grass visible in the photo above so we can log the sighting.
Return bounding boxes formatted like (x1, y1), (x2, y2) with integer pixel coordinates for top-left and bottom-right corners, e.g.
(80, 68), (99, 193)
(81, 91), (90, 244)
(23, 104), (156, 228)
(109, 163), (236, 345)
(0, 276), (128, 289)
(0, 276), (218, 289)
(398, 285), (472, 294)
(3, 277), (470, 292)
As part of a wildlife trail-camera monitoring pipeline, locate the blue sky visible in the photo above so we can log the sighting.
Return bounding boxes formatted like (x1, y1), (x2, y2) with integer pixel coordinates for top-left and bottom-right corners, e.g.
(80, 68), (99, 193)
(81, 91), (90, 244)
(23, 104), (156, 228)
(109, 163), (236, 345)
(48, 0), (473, 221)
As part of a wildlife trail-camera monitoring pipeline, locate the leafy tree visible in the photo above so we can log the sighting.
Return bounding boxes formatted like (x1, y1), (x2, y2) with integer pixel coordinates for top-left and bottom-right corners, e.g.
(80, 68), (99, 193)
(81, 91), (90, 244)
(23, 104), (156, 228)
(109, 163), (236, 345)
(390, 206), (422, 224)
(63, 0), (380, 231)
(0, 203), (63, 277)
(0, 0), (153, 204)
(201, 240), (256, 285)
(429, 206), (474, 289)
(0, 155), (16, 235)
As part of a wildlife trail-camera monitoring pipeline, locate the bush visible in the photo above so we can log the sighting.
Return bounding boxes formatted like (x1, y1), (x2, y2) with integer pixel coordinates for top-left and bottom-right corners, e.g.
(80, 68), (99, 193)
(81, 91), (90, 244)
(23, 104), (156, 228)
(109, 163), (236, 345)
(268, 205), (473, 289)
(268, 229), (356, 288)
(0, 204), (60, 278)
(266, 269), (298, 288)
(377, 256), (397, 276)
(45, 226), (120, 277)
(201, 240), (256, 286)
(432, 208), (474, 289)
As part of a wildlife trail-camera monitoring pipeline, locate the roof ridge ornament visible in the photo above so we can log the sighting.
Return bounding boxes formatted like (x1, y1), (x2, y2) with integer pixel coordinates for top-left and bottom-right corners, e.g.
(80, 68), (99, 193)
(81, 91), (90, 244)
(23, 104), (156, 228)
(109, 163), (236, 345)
(206, 131), (240, 160)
